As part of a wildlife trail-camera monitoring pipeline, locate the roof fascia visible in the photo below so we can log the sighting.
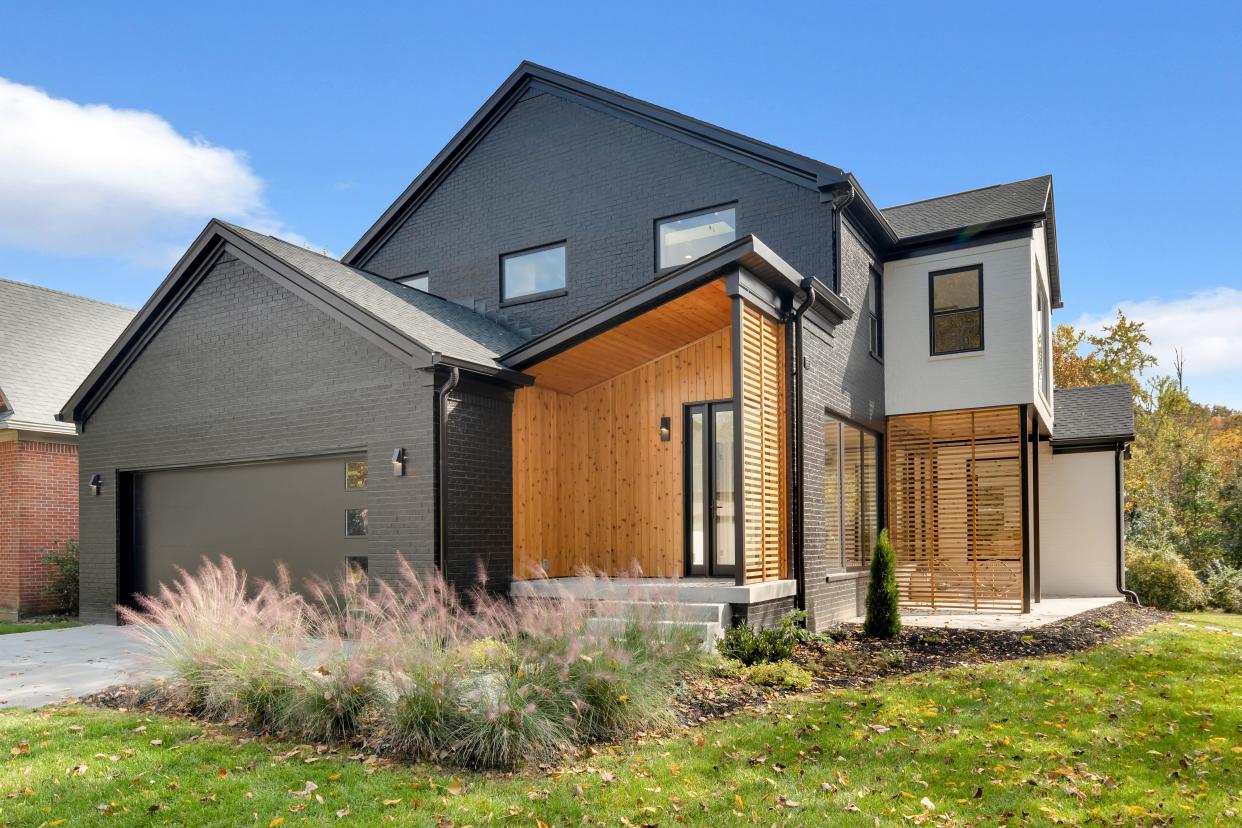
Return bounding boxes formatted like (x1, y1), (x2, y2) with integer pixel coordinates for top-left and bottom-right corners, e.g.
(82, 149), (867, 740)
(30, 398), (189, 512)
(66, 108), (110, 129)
(344, 62), (851, 267)
(883, 225), (1035, 263)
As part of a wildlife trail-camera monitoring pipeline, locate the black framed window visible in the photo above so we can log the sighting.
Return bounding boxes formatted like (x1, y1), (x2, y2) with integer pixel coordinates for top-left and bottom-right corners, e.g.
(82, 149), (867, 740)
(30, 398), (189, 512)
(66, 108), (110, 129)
(501, 243), (566, 302)
(929, 265), (983, 355)
(867, 268), (883, 358)
(656, 205), (736, 270)
(824, 414), (880, 568)
(398, 272), (428, 292)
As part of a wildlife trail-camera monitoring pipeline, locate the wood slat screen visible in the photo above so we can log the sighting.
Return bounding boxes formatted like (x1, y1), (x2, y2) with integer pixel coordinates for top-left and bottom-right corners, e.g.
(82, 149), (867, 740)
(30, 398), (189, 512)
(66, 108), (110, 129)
(886, 406), (1024, 612)
(739, 303), (786, 584)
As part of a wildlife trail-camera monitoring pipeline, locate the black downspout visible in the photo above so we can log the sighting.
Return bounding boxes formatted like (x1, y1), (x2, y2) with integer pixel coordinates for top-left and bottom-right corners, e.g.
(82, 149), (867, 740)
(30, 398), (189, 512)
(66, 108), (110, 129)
(789, 277), (816, 612)
(1116, 443), (1140, 604)
(436, 363), (460, 572)
(1019, 405), (1031, 614)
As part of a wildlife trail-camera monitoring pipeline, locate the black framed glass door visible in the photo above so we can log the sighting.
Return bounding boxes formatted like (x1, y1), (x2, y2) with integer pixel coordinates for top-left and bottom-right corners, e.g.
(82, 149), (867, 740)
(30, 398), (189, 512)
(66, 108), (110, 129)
(685, 401), (736, 577)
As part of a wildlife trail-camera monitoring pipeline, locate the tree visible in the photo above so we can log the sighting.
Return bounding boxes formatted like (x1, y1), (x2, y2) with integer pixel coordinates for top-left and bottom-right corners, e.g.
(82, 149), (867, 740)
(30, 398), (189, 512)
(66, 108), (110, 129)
(1052, 310), (1156, 405)
(864, 530), (901, 638)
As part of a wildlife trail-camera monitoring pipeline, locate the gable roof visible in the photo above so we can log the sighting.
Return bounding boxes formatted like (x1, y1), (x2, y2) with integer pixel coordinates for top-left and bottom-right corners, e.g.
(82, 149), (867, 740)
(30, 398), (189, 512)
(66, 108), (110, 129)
(1051, 384), (1135, 446)
(881, 175), (1061, 307)
(342, 61), (853, 267)
(0, 279), (134, 435)
(59, 220), (527, 426)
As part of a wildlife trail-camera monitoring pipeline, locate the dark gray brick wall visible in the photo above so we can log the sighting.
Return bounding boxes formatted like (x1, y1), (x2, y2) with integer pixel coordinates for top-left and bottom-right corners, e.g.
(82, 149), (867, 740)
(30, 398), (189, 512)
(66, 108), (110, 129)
(77, 253), (435, 624)
(799, 217), (884, 630)
(442, 378), (513, 596)
(730, 596), (796, 629)
(363, 89), (835, 338)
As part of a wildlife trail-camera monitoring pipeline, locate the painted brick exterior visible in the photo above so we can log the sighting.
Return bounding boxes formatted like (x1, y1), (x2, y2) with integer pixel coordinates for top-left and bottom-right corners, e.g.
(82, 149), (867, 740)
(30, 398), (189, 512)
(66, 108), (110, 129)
(362, 89), (836, 338)
(78, 253), (436, 624)
(0, 437), (78, 619)
(798, 217), (885, 630)
(442, 379), (514, 595)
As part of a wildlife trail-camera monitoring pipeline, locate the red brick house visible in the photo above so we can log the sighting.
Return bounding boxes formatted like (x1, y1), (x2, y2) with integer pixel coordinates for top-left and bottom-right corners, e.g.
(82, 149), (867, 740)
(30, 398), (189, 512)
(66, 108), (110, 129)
(0, 279), (133, 619)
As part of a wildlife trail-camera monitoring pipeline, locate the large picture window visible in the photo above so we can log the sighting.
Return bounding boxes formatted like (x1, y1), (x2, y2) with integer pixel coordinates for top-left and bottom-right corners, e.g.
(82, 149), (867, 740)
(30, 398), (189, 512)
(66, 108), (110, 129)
(824, 415), (879, 568)
(657, 206), (736, 270)
(502, 243), (566, 302)
(930, 265), (983, 355)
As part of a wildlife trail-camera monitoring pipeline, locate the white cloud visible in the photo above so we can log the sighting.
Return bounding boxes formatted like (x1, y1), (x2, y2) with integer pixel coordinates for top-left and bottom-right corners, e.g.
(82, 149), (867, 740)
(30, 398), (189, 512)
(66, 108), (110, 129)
(0, 77), (318, 263)
(1073, 286), (1242, 407)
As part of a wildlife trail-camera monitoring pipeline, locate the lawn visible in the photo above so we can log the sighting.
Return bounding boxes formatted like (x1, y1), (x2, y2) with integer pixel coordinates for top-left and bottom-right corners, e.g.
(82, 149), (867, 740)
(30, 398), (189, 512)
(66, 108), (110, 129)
(0, 620), (81, 636)
(1, 617), (1238, 827)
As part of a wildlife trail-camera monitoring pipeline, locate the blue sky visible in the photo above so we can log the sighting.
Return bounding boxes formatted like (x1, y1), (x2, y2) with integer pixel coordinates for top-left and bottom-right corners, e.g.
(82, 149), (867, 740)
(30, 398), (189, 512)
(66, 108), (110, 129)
(2, 1), (1239, 405)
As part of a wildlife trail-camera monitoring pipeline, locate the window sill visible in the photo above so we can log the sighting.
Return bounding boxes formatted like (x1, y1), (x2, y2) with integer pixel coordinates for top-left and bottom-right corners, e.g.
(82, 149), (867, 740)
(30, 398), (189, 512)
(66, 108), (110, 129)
(825, 570), (866, 583)
(500, 288), (568, 308)
(928, 349), (984, 362)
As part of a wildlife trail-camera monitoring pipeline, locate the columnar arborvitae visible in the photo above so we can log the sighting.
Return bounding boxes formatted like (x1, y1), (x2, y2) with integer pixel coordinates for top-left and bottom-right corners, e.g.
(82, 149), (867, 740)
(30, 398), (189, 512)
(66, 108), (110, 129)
(864, 529), (901, 638)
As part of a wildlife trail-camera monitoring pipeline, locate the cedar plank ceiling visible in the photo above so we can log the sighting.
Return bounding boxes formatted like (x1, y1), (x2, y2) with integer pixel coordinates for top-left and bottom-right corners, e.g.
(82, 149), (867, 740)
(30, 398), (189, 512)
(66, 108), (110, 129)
(524, 281), (733, 395)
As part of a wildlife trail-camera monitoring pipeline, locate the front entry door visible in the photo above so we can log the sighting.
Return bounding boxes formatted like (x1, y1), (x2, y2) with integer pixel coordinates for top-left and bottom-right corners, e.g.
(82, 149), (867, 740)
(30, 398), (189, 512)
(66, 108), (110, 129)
(685, 401), (736, 577)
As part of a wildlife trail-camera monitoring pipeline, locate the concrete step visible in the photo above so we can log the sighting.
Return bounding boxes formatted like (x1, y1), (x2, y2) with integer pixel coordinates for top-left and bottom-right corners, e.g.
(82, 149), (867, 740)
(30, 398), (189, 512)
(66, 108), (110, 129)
(586, 601), (730, 651)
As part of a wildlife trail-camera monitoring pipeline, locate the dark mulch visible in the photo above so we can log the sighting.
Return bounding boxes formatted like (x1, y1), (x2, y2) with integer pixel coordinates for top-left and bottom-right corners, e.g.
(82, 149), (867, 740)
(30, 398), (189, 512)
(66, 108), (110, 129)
(674, 602), (1167, 724)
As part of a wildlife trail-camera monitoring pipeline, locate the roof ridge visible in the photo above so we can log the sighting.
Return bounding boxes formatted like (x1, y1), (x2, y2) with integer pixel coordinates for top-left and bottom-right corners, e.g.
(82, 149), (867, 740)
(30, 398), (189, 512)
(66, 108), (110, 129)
(0, 276), (135, 312)
(881, 174), (1051, 212)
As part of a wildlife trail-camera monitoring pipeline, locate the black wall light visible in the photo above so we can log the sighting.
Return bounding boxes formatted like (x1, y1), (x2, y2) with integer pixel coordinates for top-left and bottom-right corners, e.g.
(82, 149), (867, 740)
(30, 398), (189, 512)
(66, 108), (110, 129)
(392, 447), (406, 476)
(88, 473), (103, 496)
(659, 416), (671, 442)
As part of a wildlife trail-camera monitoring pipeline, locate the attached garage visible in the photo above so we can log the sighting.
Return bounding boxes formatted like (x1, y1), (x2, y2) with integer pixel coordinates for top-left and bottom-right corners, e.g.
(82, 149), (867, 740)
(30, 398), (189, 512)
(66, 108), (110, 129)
(123, 453), (369, 601)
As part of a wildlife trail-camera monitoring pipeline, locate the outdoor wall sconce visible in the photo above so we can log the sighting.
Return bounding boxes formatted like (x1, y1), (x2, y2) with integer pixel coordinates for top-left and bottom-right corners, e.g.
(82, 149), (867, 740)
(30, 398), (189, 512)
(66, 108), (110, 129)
(659, 416), (671, 442)
(392, 447), (406, 477)
(88, 473), (103, 496)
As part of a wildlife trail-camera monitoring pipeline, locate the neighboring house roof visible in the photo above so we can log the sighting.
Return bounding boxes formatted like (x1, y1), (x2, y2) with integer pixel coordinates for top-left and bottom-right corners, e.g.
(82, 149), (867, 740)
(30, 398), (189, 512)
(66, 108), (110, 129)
(881, 175), (1061, 308)
(0, 278), (134, 436)
(1051, 384), (1136, 446)
(59, 220), (527, 426)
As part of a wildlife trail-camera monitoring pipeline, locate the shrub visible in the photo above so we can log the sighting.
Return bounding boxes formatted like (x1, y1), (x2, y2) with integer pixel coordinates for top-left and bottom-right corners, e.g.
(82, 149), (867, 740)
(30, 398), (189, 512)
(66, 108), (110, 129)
(1204, 561), (1242, 613)
(865, 529), (901, 638)
(43, 539), (79, 615)
(1125, 547), (1207, 611)
(717, 616), (797, 666)
(878, 648), (906, 669)
(743, 660), (813, 690)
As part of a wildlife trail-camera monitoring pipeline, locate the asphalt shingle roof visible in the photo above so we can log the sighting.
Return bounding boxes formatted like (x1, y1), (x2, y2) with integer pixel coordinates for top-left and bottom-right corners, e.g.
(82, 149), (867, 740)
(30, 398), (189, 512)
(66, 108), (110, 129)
(1052, 384), (1136, 444)
(0, 279), (135, 434)
(881, 175), (1052, 240)
(222, 224), (525, 369)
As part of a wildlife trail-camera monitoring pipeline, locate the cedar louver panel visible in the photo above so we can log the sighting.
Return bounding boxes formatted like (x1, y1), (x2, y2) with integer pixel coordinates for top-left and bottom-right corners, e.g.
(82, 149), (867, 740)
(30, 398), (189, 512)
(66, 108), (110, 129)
(886, 406), (1024, 612)
(739, 303), (786, 583)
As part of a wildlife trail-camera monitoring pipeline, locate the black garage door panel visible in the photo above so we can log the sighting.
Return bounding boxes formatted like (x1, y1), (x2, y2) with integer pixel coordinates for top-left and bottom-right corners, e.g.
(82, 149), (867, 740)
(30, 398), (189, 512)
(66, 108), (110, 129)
(133, 454), (367, 597)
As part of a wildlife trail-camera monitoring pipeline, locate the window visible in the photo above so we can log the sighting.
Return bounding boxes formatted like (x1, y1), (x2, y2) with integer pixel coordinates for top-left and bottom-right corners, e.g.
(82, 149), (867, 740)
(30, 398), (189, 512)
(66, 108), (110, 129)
(1037, 277), (1051, 400)
(824, 415), (879, 567)
(345, 461), (368, 490)
(398, 272), (428, 292)
(929, 265), (983, 355)
(346, 555), (368, 584)
(502, 243), (566, 301)
(867, 269), (883, 358)
(345, 508), (368, 538)
(657, 206), (736, 270)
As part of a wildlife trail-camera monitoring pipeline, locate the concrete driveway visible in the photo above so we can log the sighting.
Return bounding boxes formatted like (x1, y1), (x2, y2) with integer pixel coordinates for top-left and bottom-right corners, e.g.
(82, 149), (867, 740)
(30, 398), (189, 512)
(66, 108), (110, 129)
(0, 625), (158, 709)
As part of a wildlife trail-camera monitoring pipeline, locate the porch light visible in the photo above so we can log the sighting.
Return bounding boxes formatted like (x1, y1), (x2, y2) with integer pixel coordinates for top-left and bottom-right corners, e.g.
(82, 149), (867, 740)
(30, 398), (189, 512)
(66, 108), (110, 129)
(88, 473), (102, 496)
(391, 447), (406, 476)
(659, 416), (671, 442)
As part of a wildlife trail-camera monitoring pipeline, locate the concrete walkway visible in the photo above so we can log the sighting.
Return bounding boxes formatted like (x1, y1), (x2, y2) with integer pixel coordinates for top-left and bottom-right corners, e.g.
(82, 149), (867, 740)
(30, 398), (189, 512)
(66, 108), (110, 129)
(0, 625), (156, 709)
(851, 596), (1123, 631)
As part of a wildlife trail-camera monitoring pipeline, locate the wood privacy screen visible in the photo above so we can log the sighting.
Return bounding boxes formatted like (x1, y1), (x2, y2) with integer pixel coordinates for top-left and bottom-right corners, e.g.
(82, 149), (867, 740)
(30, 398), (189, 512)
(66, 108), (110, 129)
(513, 326), (732, 577)
(886, 406), (1025, 611)
(739, 303), (787, 583)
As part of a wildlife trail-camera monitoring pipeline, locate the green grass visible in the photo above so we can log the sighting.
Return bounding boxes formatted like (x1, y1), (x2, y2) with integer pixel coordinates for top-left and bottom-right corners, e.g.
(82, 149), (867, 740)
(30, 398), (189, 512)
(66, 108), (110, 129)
(0, 620), (81, 635)
(2, 619), (1239, 826)
(1179, 611), (1242, 633)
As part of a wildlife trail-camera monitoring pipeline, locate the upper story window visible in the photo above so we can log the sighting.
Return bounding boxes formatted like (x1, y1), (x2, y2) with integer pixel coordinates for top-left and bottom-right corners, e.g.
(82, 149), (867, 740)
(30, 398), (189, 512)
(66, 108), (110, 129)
(929, 265), (983, 355)
(501, 243), (566, 302)
(867, 269), (883, 358)
(1037, 279), (1051, 400)
(397, 272), (428, 292)
(656, 205), (736, 270)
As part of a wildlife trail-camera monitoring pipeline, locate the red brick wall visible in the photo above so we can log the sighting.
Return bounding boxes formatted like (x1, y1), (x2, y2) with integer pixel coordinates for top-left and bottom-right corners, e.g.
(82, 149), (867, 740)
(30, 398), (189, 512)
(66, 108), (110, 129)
(0, 438), (78, 619)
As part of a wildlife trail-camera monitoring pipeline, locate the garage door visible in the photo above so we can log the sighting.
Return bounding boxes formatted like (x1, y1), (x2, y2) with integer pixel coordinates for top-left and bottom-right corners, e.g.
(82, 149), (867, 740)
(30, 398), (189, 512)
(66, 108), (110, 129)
(131, 453), (369, 598)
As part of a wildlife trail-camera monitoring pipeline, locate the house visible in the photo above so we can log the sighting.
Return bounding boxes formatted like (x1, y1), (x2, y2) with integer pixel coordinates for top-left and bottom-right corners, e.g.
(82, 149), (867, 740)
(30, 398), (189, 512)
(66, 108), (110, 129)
(0, 279), (134, 620)
(59, 63), (1136, 629)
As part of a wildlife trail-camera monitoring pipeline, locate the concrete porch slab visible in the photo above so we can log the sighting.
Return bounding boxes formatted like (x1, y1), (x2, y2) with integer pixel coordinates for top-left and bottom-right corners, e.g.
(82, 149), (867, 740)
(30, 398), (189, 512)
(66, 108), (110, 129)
(851, 596), (1124, 631)
(510, 576), (796, 605)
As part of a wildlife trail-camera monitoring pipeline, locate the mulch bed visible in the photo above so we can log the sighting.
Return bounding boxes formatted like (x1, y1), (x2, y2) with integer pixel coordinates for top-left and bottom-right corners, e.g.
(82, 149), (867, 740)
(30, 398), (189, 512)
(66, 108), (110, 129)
(674, 602), (1167, 724)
